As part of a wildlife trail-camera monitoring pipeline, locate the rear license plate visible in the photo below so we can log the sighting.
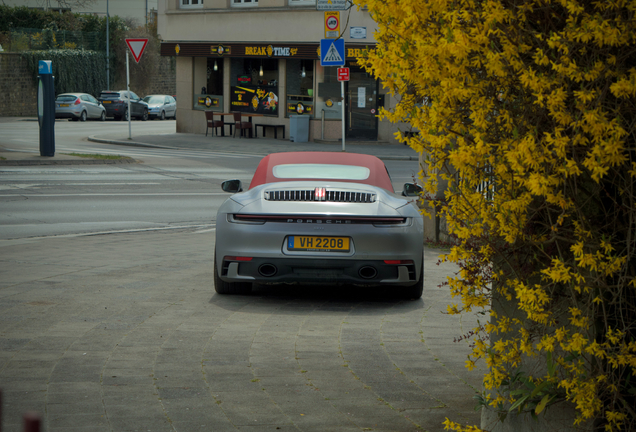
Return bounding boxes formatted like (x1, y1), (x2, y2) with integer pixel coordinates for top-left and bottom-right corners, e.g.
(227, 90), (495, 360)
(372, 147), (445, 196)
(102, 100), (111, 103)
(60, 104), (69, 107)
(288, 236), (350, 252)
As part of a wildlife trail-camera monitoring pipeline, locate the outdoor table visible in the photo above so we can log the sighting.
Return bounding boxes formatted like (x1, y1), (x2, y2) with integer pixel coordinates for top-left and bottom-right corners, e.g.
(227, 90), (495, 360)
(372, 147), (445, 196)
(215, 112), (236, 137)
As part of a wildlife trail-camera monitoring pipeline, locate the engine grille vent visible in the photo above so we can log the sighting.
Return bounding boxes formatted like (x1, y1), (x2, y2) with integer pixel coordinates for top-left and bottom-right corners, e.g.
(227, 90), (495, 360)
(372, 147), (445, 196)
(265, 189), (376, 203)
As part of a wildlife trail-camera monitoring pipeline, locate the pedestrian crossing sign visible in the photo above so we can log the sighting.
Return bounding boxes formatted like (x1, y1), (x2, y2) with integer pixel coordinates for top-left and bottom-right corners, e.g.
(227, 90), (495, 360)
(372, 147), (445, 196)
(320, 38), (345, 66)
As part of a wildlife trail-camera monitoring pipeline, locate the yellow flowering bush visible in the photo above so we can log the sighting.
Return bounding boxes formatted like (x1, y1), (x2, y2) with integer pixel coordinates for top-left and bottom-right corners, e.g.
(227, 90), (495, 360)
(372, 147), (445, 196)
(355, 0), (636, 430)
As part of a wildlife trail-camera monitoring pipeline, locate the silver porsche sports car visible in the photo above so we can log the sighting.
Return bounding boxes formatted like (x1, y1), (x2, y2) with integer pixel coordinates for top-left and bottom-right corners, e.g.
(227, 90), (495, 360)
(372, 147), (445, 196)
(215, 151), (424, 298)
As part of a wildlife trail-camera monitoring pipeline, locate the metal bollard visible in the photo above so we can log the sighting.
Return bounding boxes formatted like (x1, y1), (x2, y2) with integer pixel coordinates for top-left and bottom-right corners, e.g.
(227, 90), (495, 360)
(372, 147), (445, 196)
(23, 412), (41, 432)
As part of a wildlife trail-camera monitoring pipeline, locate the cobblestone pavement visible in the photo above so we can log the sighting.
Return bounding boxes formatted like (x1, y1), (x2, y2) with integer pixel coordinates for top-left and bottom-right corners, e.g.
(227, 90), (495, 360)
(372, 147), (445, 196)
(0, 229), (485, 432)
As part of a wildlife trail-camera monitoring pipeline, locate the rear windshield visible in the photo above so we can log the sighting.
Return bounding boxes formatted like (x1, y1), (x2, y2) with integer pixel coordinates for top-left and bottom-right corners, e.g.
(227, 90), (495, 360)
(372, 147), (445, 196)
(143, 96), (164, 104)
(56, 95), (77, 102)
(99, 92), (121, 99)
(272, 164), (371, 180)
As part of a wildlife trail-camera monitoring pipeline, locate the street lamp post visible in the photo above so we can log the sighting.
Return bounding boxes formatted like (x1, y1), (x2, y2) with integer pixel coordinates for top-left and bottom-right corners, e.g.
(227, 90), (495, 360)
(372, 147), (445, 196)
(106, 0), (110, 90)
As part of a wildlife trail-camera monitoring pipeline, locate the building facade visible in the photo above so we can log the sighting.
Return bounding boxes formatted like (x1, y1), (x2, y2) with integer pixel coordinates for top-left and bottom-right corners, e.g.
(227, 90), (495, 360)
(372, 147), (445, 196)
(158, 0), (401, 143)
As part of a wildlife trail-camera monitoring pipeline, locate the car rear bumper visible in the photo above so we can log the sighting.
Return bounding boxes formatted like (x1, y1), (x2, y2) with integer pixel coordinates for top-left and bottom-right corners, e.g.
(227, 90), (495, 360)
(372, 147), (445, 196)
(55, 113), (80, 119)
(55, 109), (81, 118)
(101, 103), (125, 117)
(217, 256), (421, 286)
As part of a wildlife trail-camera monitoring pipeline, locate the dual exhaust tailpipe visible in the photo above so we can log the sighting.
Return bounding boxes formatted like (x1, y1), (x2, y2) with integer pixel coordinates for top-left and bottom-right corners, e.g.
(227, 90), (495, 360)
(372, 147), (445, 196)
(358, 266), (378, 279)
(258, 264), (278, 277)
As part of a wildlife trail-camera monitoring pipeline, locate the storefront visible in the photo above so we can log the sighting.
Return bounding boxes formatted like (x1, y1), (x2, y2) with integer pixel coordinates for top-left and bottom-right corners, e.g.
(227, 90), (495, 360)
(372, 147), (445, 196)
(160, 42), (384, 141)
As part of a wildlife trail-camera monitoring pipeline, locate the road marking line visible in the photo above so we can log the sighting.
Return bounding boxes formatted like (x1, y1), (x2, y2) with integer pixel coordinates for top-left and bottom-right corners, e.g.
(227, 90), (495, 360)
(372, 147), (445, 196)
(0, 224), (217, 241)
(0, 193), (229, 197)
(193, 228), (216, 233)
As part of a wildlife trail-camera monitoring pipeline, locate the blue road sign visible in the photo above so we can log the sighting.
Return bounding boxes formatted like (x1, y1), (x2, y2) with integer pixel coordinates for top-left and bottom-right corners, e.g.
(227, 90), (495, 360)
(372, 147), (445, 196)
(38, 60), (52, 74)
(320, 38), (345, 67)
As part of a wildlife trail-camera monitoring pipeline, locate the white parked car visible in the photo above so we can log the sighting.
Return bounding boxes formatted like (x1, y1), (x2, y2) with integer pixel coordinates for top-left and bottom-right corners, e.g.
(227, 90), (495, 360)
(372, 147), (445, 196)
(55, 93), (106, 122)
(142, 94), (176, 120)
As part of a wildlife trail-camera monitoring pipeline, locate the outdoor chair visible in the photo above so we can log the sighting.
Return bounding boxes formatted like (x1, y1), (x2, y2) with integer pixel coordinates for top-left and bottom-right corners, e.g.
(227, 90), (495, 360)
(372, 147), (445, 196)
(233, 112), (252, 138)
(205, 111), (224, 137)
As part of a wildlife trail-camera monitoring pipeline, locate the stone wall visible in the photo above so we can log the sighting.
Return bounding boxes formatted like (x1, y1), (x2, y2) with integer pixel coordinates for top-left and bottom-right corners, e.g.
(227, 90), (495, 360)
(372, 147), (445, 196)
(0, 52), (176, 117)
(0, 53), (37, 117)
(148, 56), (176, 96)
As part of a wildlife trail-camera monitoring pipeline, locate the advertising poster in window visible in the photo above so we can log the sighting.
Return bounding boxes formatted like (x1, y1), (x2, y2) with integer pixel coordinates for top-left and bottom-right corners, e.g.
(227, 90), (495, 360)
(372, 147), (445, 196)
(231, 86), (279, 116)
(287, 102), (313, 115)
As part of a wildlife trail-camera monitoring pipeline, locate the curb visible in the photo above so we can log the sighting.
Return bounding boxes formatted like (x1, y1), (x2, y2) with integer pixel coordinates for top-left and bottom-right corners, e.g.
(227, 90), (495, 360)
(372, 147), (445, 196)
(87, 135), (419, 161)
(87, 136), (179, 150)
(0, 157), (138, 166)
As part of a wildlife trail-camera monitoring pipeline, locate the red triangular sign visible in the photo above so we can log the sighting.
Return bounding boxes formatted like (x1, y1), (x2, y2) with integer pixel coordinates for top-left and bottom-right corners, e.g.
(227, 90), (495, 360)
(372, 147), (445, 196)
(125, 38), (148, 63)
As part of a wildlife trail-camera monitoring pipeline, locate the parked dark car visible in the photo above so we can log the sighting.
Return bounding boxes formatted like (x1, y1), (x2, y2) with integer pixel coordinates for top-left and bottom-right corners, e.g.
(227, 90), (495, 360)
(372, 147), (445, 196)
(98, 90), (148, 121)
(55, 93), (106, 122)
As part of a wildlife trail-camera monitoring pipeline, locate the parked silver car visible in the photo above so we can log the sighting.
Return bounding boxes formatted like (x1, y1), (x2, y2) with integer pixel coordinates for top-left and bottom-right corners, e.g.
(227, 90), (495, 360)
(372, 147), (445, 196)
(55, 93), (106, 121)
(142, 94), (176, 120)
(215, 151), (425, 299)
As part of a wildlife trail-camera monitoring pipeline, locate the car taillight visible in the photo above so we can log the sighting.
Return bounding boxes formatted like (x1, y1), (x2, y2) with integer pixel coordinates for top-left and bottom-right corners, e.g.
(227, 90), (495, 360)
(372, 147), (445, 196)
(224, 256), (253, 262)
(384, 260), (414, 265)
(74, 98), (81, 105)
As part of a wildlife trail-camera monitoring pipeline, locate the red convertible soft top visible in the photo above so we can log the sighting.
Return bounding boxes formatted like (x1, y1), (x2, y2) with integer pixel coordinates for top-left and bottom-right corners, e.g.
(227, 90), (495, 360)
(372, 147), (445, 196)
(248, 152), (394, 192)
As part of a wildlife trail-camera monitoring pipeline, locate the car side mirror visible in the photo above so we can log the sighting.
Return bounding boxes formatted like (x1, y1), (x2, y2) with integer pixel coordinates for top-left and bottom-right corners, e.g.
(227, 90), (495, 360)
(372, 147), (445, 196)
(222, 179), (243, 193)
(402, 183), (423, 197)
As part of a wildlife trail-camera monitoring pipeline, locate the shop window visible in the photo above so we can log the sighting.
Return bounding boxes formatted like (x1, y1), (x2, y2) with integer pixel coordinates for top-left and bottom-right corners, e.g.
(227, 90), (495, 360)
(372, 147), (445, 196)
(232, 0), (258, 7)
(286, 59), (314, 118)
(317, 65), (342, 120)
(289, 0), (316, 5)
(207, 58), (224, 96)
(180, 0), (203, 8)
(230, 58), (279, 116)
(194, 58), (224, 111)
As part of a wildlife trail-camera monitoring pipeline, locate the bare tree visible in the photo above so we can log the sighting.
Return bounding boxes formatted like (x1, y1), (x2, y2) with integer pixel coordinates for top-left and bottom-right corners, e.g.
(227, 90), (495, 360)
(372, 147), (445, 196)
(35, 0), (98, 11)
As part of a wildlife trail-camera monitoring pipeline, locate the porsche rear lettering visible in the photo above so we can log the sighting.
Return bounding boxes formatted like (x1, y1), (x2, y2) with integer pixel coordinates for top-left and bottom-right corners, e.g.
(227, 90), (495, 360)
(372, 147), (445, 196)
(284, 219), (350, 224)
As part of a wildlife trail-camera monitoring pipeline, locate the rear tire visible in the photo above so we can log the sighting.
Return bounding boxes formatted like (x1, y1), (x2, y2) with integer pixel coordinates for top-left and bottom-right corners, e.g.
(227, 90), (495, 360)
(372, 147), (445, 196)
(122, 109), (129, 121)
(80, 111), (87, 122)
(214, 253), (252, 295)
(100, 111), (106, 121)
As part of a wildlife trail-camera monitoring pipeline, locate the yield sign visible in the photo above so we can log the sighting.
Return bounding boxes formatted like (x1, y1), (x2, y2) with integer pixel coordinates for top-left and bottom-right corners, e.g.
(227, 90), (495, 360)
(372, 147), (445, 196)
(125, 38), (148, 63)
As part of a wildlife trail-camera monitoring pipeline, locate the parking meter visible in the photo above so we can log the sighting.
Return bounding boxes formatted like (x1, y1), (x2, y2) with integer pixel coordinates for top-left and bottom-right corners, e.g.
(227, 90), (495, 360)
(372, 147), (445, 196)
(37, 60), (55, 157)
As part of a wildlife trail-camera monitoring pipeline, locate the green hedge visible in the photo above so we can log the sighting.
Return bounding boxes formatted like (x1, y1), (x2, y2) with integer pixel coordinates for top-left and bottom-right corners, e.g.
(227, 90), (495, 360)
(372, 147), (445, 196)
(22, 50), (107, 97)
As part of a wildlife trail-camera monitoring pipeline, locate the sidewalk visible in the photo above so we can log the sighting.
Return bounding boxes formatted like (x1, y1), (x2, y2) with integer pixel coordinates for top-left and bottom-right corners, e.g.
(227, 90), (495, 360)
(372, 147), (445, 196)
(0, 129), (421, 166)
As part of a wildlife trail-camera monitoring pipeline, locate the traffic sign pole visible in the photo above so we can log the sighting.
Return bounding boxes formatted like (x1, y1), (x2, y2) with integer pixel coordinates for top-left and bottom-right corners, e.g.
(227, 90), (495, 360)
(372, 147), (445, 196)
(124, 38), (148, 140)
(337, 67), (350, 152)
(341, 80), (345, 152)
(126, 51), (132, 139)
